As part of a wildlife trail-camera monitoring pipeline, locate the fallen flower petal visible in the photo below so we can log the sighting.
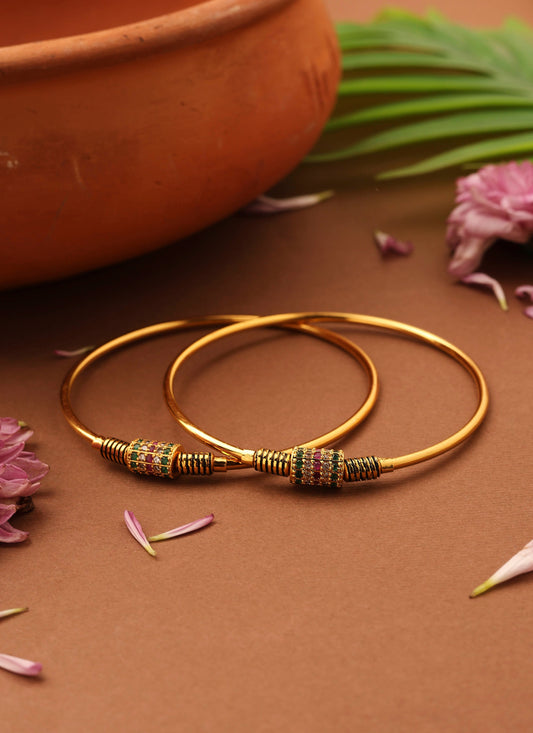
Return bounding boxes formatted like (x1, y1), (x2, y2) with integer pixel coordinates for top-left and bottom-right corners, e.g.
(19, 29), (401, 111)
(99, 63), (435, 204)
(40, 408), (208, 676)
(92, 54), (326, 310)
(149, 513), (214, 542)
(54, 346), (94, 358)
(471, 538), (533, 597)
(515, 284), (533, 300)
(0, 653), (42, 676)
(240, 191), (333, 215)
(374, 230), (414, 256)
(515, 284), (533, 319)
(124, 510), (156, 557)
(0, 607), (28, 620)
(460, 272), (508, 311)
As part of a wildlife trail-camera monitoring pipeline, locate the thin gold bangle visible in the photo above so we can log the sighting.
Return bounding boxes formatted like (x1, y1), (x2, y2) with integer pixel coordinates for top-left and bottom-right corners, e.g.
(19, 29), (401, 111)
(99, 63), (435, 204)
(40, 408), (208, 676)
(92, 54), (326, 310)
(164, 312), (489, 487)
(60, 315), (379, 478)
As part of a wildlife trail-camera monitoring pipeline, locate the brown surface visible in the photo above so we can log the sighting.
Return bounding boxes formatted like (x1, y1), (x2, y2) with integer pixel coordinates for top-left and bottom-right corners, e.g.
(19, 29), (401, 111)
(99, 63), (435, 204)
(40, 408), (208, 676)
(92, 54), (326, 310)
(3, 0), (533, 731)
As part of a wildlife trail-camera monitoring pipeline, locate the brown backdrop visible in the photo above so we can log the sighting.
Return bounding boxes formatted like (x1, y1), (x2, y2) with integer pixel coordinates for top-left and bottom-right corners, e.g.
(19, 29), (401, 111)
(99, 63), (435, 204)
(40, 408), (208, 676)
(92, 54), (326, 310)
(3, 1), (533, 730)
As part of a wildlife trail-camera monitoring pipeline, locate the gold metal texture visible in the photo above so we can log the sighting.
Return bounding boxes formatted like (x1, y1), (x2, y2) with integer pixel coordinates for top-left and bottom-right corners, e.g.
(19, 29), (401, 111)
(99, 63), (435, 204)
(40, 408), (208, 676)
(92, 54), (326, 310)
(164, 312), (489, 474)
(60, 315), (379, 473)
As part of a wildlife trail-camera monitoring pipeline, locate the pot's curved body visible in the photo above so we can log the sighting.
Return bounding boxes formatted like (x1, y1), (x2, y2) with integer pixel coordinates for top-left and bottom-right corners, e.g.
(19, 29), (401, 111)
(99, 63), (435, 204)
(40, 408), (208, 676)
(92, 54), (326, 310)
(0, 0), (339, 289)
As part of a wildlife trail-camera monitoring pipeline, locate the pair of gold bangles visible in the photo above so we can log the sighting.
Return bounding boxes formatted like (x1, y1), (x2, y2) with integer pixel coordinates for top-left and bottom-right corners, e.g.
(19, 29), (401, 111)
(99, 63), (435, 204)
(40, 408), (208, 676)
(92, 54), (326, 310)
(61, 312), (489, 489)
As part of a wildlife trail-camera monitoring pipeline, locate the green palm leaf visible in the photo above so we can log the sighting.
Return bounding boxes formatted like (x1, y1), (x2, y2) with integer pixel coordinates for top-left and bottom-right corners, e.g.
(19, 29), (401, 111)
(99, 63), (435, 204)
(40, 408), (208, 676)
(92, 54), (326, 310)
(312, 10), (533, 177)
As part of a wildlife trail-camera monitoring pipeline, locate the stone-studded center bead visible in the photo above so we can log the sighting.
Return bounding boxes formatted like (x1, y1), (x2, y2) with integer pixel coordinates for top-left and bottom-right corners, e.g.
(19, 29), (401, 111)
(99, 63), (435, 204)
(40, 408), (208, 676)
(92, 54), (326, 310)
(125, 439), (181, 479)
(289, 446), (344, 488)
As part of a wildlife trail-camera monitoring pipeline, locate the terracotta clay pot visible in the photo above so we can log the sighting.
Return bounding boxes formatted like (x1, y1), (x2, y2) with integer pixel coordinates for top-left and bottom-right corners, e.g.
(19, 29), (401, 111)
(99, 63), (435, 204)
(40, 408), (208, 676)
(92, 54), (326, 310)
(0, 0), (339, 290)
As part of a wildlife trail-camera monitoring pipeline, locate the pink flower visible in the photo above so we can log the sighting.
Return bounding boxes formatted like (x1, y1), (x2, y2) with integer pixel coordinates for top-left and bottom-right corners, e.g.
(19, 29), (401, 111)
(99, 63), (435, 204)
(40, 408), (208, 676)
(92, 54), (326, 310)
(0, 417), (48, 544)
(447, 161), (533, 278)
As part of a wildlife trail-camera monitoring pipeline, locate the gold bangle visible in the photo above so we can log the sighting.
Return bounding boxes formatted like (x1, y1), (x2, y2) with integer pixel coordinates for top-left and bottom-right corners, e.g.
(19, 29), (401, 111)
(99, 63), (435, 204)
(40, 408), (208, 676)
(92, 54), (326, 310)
(60, 315), (379, 479)
(164, 312), (489, 487)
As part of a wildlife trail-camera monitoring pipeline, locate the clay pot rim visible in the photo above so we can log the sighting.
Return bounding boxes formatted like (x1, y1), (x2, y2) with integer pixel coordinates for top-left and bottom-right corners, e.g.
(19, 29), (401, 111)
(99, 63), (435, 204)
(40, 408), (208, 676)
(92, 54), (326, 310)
(0, 0), (293, 77)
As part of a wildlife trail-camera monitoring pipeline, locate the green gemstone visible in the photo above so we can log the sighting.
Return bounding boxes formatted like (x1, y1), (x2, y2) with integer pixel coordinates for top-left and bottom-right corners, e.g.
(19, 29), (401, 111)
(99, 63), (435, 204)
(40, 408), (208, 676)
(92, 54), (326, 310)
(161, 466), (169, 474)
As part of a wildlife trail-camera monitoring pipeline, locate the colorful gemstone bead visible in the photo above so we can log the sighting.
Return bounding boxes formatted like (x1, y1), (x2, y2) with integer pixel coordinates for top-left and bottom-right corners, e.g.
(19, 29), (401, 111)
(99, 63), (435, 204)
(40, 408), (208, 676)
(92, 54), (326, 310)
(125, 439), (181, 478)
(289, 446), (344, 488)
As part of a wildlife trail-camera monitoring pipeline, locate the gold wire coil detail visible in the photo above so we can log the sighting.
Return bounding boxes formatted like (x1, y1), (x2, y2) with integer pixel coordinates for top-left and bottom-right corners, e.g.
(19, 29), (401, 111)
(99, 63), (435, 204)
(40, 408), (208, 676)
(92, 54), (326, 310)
(344, 456), (382, 482)
(176, 452), (214, 475)
(100, 437), (129, 466)
(252, 449), (292, 477)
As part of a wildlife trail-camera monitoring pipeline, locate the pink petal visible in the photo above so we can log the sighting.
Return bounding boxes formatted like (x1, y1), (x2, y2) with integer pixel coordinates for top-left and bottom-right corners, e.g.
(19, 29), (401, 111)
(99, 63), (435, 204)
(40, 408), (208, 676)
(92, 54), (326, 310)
(0, 442), (25, 464)
(54, 346), (94, 357)
(0, 607), (28, 619)
(373, 230), (413, 256)
(0, 503), (16, 524)
(0, 418), (33, 447)
(460, 272), (508, 311)
(0, 520), (29, 543)
(124, 510), (156, 557)
(471, 539), (533, 597)
(515, 284), (533, 318)
(148, 513), (214, 542)
(0, 653), (42, 676)
(446, 161), (533, 277)
(0, 464), (33, 498)
(447, 235), (495, 278)
(515, 284), (533, 300)
(240, 191), (333, 215)
(14, 451), (49, 486)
